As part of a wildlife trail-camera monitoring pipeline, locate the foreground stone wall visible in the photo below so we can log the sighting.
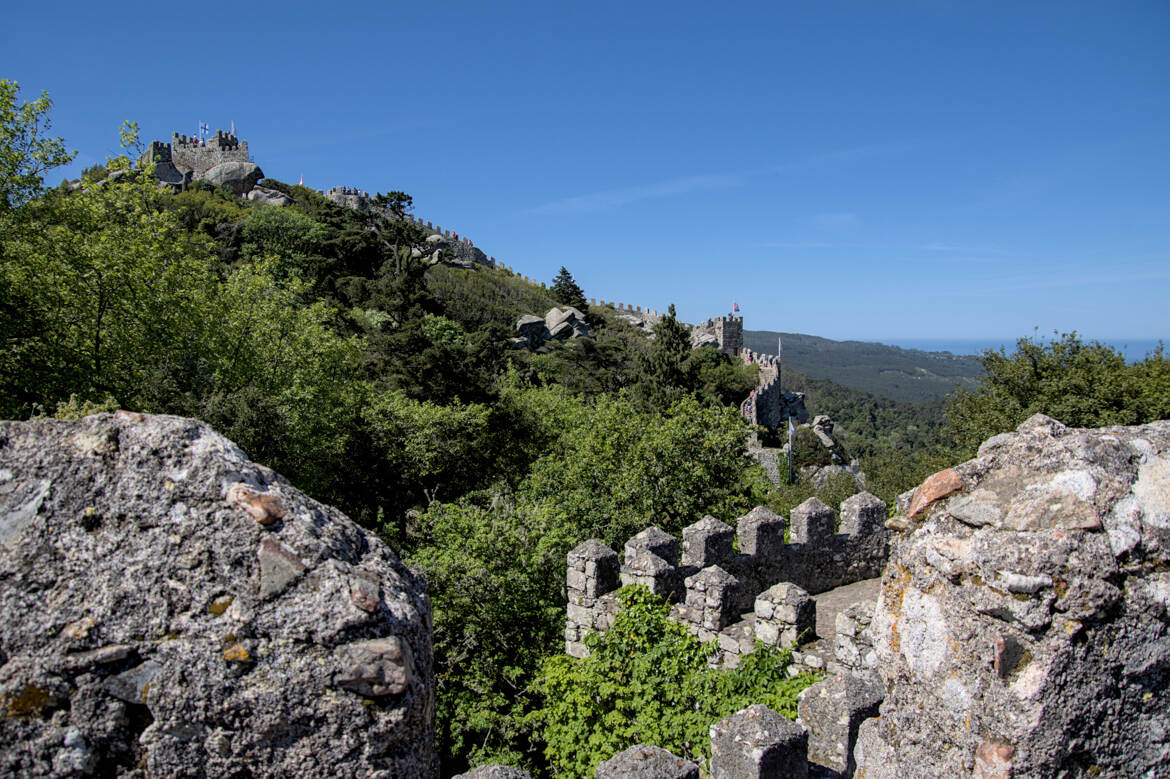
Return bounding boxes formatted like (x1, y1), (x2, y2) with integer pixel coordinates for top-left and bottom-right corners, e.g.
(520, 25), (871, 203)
(0, 413), (436, 778)
(854, 414), (1170, 777)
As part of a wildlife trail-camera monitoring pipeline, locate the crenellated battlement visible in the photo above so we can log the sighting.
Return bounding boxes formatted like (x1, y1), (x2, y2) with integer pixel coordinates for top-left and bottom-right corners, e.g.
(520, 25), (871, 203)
(323, 185), (371, 211)
(565, 493), (890, 665)
(589, 300), (664, 319)
(172, 129), (244, 151)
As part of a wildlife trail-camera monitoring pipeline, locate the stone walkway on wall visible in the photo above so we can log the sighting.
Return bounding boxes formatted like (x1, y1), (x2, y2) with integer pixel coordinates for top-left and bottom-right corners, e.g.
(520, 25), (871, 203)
(782, 577), (881, 676)
(812, 577), (881, 641)
(711, 577), (881, 675)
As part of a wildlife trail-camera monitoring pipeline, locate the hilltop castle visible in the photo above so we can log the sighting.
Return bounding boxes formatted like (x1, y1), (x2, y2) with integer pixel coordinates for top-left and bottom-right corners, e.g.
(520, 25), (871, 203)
(140, 130), (260, 194)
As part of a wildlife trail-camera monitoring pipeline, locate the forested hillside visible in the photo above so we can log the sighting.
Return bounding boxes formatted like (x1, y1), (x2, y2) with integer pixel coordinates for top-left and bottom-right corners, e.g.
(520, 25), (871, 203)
(4, 81), (1168, 776)
(743, 330), (983, 403)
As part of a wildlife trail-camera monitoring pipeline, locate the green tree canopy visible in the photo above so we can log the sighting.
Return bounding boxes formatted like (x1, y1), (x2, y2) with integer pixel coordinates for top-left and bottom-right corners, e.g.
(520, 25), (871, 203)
(551, 266), (588, 310)
(372, 190), (413, 218)
(632, 303), (693, 410)
(0, 80), (75, 212)
(946, 333), (1170, 454)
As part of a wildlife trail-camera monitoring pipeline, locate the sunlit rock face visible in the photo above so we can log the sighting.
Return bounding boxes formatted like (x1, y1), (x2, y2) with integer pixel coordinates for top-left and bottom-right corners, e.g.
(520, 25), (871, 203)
(855, 414), (1170, 778)
(0, 412), (436, 778)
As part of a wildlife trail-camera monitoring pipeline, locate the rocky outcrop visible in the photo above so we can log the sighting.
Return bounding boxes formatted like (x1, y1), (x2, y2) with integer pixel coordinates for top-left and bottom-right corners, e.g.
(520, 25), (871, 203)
(789, 414), (866, 491)
(246, 185), (294, 206)
(199, 161), (263, 195)
(150, 158), (191, 192)
(0, 413), (435, 778)
(854, 414), (1170, 778)
(411, 232), (490, 269)
(512, 306), (591, 349)
(545, 306), (592, 341)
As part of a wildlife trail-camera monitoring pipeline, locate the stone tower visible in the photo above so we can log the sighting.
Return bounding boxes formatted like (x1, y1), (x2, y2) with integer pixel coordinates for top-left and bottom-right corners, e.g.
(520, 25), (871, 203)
(713, 315), (743, 355)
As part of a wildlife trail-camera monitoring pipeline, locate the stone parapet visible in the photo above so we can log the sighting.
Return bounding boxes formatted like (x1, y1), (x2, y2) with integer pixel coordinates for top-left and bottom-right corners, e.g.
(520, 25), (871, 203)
(565, 497), (890, 665)
(683, 565), (741, 632)
(753, 582), (815, 649)
(681, 515), (734, 569)
(833, 600), (877, 673)
(797, 671), (883, 777)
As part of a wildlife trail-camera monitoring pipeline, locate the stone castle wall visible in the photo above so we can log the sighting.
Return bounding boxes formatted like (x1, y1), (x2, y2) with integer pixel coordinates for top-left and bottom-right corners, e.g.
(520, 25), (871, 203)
(565, 494), (890, 662)
(169, 130), (250, 178)
(691, 315), (743, 356)
(324, 185), (371, 211)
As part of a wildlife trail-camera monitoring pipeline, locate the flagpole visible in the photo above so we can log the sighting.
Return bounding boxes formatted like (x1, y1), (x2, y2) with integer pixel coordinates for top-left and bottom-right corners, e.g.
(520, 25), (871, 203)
(779, 334), (795, 484)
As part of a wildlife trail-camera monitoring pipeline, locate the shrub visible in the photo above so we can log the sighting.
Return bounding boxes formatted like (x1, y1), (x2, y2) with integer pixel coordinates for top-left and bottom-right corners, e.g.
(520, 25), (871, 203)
(533, 586), (819, 776)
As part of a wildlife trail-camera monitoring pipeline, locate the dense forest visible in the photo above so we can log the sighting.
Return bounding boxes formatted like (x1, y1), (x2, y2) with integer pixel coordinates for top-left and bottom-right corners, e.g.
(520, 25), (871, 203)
(3, 81), (1168, 775)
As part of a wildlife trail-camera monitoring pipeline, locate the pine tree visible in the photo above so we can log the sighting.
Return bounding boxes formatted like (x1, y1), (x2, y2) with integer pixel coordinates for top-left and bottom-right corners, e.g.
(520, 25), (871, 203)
(551, 266), (588, 310)
(632, 304), (693, 410)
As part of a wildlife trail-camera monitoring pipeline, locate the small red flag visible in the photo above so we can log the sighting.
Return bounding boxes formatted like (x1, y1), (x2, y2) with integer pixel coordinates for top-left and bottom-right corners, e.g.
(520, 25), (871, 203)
(733, 301), (740, 313)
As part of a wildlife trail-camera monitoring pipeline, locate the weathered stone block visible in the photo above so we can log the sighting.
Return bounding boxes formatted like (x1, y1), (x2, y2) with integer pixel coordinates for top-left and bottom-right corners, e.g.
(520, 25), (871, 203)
(566, 568), (587, 592)
(683, 565), (740, 632)
(834, 600), (876, 673)
(839, 491), (887, 536)
(856, 415), (1170, 778)
(790, 498), (835, 544)
(756, 582), (816, 647)
(624, 526), (680, 567)
(568, 539), (619, 597)
(0, 413), (439, 776)
(797, 671), (883, 776)
(620, 549), (676, 597)
(710, 704), (808, 778)
(755, 620), (780, 645)
(682, 515), (734, 568)
(736, 505), (787, 557)
(595, 744), (699, 778)
(566, 602), (594, 626)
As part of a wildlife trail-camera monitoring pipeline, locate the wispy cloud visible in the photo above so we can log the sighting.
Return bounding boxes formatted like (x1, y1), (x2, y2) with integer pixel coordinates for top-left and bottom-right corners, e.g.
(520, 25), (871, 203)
(527, 171), (747, 215)
(811, 212), (858, 230)
(524, 144), (894, 216)
(753, 239), (1016, 261)
(967, 260), (1170, 291)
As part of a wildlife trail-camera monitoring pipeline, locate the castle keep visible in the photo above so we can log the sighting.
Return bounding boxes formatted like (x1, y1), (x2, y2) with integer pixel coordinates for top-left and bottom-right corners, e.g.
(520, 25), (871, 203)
(140, 129), (259, 194)
(690, 315), (743, 356)
(169, 130), (250, 177)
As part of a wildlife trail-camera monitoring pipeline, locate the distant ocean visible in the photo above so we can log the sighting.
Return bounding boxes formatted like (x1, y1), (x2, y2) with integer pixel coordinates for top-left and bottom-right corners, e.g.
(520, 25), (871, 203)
(879, 338), (1164, 363)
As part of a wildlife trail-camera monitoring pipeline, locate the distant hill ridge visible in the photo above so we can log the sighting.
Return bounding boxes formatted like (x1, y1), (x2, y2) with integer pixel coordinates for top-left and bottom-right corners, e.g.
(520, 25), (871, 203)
(137, 128), (979, 407)
(743, 330), (983, 404)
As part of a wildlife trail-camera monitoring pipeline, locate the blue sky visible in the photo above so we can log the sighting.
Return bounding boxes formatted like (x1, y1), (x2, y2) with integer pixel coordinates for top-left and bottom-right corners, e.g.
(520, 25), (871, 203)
(4, 0), (1167, 342)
